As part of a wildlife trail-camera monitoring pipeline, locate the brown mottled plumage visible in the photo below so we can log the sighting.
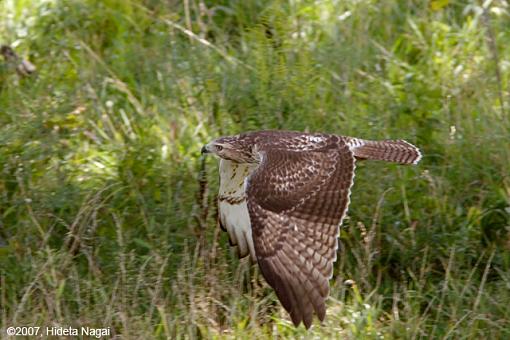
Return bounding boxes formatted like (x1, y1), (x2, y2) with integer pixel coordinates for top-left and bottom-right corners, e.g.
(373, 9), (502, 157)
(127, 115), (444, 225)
(201, 130), (421, 328)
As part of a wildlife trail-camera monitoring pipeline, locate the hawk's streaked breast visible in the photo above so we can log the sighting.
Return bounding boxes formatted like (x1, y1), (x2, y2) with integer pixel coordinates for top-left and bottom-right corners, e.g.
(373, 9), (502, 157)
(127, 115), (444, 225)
(218, 159), (257, 260)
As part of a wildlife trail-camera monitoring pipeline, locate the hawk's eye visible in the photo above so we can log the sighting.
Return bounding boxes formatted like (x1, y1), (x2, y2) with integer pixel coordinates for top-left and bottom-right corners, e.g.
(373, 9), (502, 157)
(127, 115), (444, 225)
(216, 145), (223, 151)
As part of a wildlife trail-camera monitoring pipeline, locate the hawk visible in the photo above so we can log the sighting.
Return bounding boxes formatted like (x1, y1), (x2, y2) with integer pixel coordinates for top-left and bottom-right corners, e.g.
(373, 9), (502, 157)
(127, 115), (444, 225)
(201, 130), (421, 328)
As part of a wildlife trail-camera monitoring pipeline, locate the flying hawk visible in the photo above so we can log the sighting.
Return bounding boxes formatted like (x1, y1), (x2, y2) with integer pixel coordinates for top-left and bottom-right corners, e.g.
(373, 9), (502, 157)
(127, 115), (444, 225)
(201, 130), (421, 328)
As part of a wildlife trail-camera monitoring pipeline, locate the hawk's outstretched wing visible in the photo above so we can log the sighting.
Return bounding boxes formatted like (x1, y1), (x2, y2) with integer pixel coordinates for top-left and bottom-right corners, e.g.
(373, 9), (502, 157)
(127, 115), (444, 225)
(245, 141), (355, 328)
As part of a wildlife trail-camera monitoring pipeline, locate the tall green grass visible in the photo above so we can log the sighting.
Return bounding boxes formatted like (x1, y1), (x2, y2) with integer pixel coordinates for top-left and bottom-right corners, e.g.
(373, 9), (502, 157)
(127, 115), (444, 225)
(1, 0), (509, 338)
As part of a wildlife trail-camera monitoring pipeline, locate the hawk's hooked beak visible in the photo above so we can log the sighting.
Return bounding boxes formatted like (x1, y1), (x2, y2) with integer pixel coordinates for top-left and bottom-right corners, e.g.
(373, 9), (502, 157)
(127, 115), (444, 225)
(201, 145), (210, 154)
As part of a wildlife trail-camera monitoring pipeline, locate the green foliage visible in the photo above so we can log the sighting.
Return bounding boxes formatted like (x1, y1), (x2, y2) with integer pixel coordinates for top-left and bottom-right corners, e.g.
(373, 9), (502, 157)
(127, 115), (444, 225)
(1, 0), (510, 338)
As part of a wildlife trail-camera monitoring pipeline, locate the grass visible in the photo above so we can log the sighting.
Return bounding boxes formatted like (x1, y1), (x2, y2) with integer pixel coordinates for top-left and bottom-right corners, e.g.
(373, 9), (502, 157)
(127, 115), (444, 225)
(1, 0), (510, 338)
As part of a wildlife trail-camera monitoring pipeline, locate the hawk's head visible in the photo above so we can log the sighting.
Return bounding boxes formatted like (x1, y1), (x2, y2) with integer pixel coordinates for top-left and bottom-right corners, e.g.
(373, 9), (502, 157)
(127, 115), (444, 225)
(201, 135), (257, 163)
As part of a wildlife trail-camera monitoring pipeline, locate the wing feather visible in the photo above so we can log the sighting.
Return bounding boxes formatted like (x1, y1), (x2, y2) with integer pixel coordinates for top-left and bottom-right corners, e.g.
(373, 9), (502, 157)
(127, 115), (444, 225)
(246, 138), (355, 328)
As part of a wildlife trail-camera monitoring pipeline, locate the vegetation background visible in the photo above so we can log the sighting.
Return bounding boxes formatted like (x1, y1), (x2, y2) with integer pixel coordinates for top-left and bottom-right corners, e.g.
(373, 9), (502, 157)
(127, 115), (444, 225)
(1, 0), (509, 338)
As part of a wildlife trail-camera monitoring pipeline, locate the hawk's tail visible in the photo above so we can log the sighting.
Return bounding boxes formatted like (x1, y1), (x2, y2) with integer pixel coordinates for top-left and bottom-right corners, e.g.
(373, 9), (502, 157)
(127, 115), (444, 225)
(348, 138), (422, 165)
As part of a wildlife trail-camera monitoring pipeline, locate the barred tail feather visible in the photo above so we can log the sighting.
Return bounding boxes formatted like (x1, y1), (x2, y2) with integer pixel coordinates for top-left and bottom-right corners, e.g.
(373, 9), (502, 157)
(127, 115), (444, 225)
(349, 139), (422, 165)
